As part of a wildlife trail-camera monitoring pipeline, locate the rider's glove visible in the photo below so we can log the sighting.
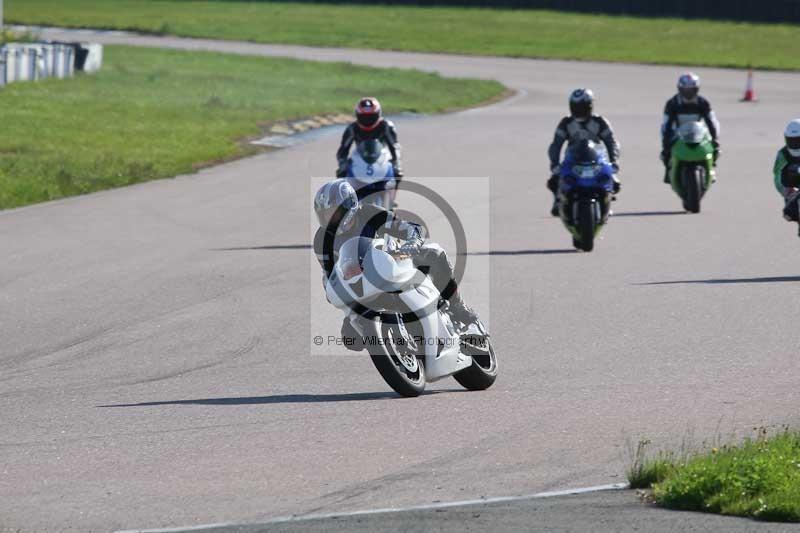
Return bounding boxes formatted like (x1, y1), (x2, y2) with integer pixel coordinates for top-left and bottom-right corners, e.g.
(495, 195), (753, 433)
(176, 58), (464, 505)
(336, 161), (348, 178)
(398, 237), (423, 256)
(612, 177), (621, 194)
(397, 223), (424, 255)
(393, 164), (403, 179)
(550, 164), (561, 176)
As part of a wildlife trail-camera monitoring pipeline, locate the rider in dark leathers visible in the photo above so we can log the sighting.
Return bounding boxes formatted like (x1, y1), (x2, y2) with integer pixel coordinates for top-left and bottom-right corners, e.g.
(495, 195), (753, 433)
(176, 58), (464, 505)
(547, 88), (621, 216)
(660, 72), (720, 183)
(336, 97), (403, 179)
(313, 180), (476, 348)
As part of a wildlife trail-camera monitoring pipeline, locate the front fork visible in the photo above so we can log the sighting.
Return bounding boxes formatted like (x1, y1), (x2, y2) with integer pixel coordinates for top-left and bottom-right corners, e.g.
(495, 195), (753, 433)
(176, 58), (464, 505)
(559, 192), (610, 231)
(670, 159), (715, 195)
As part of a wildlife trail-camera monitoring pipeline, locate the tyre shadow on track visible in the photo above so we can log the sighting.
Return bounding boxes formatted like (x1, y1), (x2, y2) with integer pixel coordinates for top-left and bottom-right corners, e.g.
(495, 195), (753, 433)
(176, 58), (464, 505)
(462, 249), (577, 256)
(98, 391), (454, 407)
(212, 244), (312, 251)
(611, 210), (686, 217)
(637, 276), (800, 285)
(212, 245), (578, 256)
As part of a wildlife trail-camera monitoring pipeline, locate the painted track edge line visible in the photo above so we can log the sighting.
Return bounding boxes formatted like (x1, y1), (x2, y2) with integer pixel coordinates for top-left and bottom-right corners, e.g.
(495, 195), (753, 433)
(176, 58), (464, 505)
(114, 482), (629, 533)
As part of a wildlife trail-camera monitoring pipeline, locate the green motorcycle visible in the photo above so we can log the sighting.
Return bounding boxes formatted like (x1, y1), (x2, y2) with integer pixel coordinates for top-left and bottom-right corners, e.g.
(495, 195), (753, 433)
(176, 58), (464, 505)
(669, 121), (716, 213)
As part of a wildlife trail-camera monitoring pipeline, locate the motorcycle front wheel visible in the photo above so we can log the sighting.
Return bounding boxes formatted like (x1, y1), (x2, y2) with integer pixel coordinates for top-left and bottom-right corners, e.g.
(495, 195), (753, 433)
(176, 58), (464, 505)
(370, 319), (426, 397)
(682, 165), (703, 213)
(576, 198), (596, 252)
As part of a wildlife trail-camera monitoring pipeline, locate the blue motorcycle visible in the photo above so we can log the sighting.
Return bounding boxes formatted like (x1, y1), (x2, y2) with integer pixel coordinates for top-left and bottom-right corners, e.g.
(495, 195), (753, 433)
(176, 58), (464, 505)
(557, 140), (616, 252)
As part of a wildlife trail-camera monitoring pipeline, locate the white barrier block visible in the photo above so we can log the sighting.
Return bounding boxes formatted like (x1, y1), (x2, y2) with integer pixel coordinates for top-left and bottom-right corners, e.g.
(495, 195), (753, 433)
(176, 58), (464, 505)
(6, 47), (19, 83)
(0, 49), (7, 86)
(0, 41), (95, 85)
(81, 43), (103, 73)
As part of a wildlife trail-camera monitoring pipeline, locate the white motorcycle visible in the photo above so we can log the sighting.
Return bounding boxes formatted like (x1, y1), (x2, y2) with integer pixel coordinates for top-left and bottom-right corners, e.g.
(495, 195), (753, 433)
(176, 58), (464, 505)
(325, 236), (497, 397)
(346, 139), (397, 209)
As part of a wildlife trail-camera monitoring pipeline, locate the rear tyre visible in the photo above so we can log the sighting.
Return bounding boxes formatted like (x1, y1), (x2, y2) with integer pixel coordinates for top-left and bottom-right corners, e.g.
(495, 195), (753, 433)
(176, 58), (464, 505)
(453, 336), (498, 391)
(370, 320), (426, 397)
(682, 165), (703, 213)
(576, 199), (595, 252)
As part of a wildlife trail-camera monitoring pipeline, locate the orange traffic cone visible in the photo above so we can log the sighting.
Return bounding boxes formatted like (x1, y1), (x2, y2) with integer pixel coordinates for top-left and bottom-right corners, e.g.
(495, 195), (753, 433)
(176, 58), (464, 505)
(741, 69), (757, 102)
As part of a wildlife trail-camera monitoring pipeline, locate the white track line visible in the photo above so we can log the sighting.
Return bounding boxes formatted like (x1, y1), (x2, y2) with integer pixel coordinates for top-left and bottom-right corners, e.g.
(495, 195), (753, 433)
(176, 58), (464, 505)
(115, 482), (629, 533)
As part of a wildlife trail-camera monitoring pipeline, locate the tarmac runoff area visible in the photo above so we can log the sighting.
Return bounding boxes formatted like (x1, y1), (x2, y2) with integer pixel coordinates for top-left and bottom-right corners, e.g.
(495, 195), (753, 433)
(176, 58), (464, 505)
(117, 488), (800, 533)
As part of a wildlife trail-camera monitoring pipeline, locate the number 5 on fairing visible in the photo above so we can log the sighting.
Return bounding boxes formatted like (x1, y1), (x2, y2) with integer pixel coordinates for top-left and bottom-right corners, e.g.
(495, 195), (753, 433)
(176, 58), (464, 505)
(345, 139), (396, 209)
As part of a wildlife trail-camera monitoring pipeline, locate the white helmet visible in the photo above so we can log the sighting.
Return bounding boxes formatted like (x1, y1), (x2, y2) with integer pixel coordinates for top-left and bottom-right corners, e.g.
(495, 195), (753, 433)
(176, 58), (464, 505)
(785, 119), (800, 157)
(314, 179), (360, 234)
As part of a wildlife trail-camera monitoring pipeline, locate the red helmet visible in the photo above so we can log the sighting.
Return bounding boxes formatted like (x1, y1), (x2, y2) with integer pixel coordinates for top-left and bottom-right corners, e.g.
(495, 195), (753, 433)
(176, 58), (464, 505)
(355, 97), (382, 131)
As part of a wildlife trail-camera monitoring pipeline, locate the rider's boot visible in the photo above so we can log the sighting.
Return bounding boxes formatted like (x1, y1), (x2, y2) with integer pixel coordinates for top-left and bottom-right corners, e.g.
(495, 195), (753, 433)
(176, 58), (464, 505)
(661, 150), (671, 184)
(547, 175), (561, 217)
(340, 317), (364, 352)
(783, 189), (800, 222)
(550, 195), (560, 217)
(449, 292), (479, 325)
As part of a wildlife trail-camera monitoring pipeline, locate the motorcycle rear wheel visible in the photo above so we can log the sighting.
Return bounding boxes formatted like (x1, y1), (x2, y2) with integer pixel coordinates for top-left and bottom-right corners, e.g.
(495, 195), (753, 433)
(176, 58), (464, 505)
(453, 335), (498, 391)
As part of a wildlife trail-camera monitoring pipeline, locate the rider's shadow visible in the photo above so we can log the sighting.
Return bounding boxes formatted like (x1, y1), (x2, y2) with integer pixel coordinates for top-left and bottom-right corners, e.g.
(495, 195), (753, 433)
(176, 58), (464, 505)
(462, 249), (577, 256)
(211, 244), (311, 251)
(637, 276), (800, 285)
(98, 390), (458, 407)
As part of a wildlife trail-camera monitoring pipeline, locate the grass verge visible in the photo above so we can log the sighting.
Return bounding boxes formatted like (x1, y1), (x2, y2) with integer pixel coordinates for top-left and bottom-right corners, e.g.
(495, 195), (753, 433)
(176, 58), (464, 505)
(1, 28), (35, 43)
(7, 0), (800, 70)
(0, 45), (504, 209)
(628, 430), (800, 522)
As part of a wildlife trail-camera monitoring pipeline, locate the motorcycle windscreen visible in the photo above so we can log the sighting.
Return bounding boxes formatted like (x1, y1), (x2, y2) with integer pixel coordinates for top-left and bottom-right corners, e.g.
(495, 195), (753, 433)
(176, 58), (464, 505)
(339, 236), (419, 293)
(356, 139), (385, 164)
(338, 236), (372, 274)
(677, 121), (708, 144)
(571, 163), (603, 179)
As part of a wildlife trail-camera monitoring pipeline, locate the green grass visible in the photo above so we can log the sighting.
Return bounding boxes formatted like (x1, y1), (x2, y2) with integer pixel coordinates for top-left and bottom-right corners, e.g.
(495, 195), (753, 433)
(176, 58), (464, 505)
(627, 439), (679, 489)
(1, 28), (35, 43)
(7, 0), (800, 70)
(0, 45), (503, 209)
(628, 431), (800, 522)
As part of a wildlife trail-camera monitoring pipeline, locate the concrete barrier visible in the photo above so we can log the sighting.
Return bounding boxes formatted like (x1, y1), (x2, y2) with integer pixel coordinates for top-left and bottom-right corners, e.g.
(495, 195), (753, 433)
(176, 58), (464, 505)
(0, 42), (99, 87)
(4, 46), (19, 84)
(79, 43), (103, 73)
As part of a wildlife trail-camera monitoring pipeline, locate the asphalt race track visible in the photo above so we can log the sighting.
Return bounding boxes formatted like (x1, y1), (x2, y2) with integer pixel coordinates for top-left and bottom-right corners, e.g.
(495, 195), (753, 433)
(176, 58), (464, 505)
(2, 28), (800, 532)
